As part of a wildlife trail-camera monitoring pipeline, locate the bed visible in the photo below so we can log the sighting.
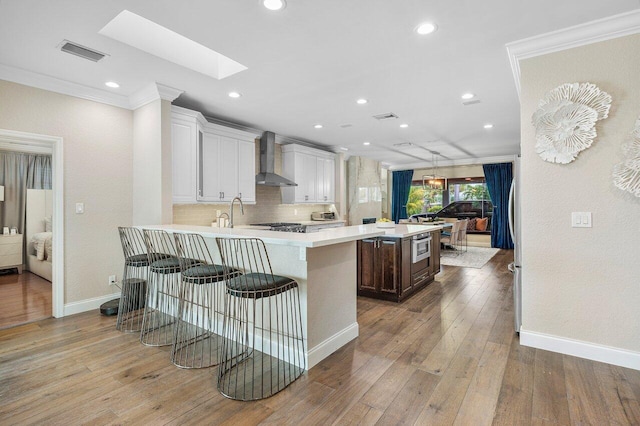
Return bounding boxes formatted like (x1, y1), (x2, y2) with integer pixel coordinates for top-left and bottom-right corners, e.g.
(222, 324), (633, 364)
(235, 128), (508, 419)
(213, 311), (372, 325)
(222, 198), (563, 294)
(26, 189), (52, 282)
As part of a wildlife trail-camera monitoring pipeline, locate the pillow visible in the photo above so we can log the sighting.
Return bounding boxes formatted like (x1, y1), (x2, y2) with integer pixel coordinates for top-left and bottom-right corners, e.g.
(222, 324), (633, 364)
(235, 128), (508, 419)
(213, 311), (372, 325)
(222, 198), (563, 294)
(467, 218), (477, 231)
(44, 217), (52, 232)
(476, 217), (488, 231)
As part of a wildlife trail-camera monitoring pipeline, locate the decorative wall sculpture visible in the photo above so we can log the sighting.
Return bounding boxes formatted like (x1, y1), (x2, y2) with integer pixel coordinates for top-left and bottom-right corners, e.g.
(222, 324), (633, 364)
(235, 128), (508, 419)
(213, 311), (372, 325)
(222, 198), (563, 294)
(532, 82), (611, 164)
(613, 117), (640, 198)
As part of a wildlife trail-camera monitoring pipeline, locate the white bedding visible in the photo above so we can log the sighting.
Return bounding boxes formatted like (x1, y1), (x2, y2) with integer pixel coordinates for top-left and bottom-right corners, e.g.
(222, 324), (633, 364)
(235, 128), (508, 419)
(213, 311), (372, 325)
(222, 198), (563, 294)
(31, 231), (53, 261)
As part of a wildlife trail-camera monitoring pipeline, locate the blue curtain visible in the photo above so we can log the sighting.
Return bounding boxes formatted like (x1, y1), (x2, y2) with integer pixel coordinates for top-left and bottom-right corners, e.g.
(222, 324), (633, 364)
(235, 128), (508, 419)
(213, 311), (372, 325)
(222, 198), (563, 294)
(483, 163), (513, 249)
(391, 170), (414, 223)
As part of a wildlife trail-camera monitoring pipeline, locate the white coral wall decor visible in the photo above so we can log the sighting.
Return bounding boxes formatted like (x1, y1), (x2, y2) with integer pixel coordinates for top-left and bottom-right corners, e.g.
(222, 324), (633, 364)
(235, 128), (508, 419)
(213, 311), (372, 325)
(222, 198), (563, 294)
(532, 83), (612, 164)
(613, 117), (640, 197)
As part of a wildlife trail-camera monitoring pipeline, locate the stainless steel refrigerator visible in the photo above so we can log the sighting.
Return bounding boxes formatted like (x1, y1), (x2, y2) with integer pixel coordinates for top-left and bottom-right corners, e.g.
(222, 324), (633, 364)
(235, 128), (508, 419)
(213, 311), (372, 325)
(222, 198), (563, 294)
(508, 155), (522, 333)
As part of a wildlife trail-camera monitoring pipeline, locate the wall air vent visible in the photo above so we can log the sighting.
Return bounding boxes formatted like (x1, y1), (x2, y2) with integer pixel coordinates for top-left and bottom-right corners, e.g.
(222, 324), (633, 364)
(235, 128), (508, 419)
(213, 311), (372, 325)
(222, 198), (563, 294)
(462, 99), (481, 106)
(59, 40), (107, 62)
(372, 112), (399, 121)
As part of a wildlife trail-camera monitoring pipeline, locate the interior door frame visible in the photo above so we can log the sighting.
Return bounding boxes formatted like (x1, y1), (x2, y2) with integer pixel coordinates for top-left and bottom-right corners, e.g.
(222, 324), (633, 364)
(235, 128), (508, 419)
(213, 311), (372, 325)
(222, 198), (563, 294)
(0, 128), (64, 318)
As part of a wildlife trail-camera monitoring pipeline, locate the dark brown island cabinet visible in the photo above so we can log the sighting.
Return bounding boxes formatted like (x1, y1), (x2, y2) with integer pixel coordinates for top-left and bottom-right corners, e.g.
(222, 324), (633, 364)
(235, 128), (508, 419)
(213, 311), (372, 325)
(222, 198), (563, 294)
(357, 230), (441, 302)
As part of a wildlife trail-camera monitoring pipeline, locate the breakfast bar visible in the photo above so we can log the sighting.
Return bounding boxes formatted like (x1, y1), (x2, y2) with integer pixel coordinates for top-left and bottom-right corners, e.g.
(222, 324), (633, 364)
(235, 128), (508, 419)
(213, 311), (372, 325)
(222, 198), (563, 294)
(143, 223), (443, 368)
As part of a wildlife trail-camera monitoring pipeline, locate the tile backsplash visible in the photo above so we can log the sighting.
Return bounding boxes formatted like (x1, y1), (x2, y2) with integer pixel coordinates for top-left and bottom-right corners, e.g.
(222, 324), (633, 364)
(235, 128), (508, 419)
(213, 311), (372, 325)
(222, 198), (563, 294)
(173, 184), (334, 226)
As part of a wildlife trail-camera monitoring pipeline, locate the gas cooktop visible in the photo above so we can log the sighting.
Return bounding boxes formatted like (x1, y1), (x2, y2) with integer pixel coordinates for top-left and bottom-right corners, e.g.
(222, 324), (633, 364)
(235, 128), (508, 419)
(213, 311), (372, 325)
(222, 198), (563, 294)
(250, 222), (302, 227)
(250, 222), (306, 233)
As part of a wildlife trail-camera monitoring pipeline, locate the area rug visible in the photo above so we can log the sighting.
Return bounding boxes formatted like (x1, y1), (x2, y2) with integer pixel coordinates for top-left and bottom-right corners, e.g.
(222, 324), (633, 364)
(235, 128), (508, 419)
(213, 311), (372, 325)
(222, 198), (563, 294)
(440, 246), (500, 268)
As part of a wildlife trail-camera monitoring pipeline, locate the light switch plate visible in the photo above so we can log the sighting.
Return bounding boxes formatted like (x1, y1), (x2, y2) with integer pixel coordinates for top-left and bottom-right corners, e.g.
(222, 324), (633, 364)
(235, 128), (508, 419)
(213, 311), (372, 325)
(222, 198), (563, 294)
(75, 203), (84, 214)
(571, 212), (592, 228)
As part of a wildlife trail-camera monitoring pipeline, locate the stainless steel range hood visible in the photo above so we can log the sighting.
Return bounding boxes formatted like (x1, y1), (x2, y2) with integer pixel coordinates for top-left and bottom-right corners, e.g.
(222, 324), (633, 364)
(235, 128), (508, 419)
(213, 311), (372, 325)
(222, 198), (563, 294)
(256, 131), (297, 187)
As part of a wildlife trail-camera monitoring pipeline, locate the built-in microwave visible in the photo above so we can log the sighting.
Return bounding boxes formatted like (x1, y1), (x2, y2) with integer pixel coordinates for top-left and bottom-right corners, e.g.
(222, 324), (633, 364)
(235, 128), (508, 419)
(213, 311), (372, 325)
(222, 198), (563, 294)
(412, 233), (432, 263)
(311, 211), (336, 221)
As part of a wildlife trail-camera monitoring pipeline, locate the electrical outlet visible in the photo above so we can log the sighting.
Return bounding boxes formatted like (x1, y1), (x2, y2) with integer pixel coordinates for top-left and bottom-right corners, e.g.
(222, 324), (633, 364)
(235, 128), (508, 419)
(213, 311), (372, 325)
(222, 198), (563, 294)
(108, 275), (117, 285)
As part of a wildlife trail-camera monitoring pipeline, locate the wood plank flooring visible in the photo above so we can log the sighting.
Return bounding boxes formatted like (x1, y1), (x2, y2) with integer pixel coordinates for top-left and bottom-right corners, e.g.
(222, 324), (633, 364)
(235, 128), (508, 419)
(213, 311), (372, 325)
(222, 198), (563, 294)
(1, 251), (640, 425)
(0, 271), (51, 329)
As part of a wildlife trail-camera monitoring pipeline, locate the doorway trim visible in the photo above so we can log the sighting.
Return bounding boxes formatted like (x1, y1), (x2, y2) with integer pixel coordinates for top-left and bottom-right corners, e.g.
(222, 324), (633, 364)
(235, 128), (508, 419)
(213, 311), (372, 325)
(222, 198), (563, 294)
(0, 128), (64, 318)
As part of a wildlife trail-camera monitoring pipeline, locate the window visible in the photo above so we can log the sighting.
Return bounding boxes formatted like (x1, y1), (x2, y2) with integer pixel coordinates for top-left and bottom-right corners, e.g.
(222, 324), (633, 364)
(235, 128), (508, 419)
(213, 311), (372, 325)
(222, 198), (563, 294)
(406, 183), (443, 216)
(405, 176), (491, 217)
(448, 178), (490, 203)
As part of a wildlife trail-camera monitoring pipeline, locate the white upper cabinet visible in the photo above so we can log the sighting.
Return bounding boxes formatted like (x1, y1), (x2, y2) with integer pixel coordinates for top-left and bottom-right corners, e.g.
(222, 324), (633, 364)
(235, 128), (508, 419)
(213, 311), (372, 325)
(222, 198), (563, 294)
(171, 106), (257, 204)
(171, 116), (198, 203)
(319, 156), (335, 203)
(237, 140), (256, 202)
(281, 144), (336, 204)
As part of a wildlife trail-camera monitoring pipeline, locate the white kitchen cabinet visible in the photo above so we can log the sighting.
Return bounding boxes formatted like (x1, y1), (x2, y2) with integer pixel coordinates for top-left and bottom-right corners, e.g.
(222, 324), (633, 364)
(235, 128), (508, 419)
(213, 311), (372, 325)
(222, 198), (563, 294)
(171, 116), (198, 203)
(171, 106), (257, 204)
(317, 157), (335, 203)
(198, 133), (240, 202)
(282, 144), (335, 204)
(237, 140), (256, 202)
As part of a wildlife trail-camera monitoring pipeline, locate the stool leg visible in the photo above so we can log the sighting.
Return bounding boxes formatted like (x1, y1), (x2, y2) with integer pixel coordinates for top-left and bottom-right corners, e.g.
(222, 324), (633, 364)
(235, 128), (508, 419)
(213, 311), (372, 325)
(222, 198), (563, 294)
(116, 266), (147, 333)
(140, 270), (179, 346)
(171, 280), (225, 369)
(217, 287), (305, 401)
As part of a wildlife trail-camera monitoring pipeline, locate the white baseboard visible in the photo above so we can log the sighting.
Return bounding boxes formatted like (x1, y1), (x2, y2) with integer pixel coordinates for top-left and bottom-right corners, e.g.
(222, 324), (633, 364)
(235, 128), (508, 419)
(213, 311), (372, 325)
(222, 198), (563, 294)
(520, 328), (640, 370)
(307, 322), (359, 369)
(64, 292), (121, 317)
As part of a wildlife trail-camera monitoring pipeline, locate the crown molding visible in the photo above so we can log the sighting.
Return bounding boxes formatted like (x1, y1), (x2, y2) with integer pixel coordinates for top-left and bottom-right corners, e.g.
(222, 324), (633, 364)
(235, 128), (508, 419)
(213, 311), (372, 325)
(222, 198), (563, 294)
(0, 63), (131, 109)
(0, 63), (184, 111)
(506, 9), (640, 97)
(128, 82), (183, 110)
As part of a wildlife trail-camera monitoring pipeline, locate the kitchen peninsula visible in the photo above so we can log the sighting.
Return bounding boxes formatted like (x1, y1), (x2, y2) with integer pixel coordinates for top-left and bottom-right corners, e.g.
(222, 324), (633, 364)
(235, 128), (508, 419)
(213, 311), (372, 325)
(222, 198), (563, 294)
(144, 223), (443, 368)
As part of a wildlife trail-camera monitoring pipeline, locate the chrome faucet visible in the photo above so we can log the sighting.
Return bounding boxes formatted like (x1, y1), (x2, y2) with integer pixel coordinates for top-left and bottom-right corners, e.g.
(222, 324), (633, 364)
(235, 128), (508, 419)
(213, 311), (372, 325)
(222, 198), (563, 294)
(228, 196), (244, 228)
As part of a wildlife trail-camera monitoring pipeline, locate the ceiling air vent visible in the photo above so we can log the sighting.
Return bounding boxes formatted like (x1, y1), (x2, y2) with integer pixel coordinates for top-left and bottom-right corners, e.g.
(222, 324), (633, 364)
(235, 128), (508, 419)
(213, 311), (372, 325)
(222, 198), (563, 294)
(340, 123), (353, 128)
(462, 99), (481, 106)
(372, 112), (399, 121)
(59, 40), (107, 62)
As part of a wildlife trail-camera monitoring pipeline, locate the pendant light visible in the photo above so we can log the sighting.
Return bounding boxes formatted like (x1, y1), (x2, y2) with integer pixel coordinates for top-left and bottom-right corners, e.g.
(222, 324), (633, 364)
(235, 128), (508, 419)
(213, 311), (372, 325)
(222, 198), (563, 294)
(422, 153), (447, 191)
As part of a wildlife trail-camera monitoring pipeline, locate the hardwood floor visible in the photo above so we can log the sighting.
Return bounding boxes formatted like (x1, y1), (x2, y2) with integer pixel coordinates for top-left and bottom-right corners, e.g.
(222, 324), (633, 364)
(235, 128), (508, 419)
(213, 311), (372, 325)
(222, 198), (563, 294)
(0, 271), (51, 329)
(1, 251), (639, 425)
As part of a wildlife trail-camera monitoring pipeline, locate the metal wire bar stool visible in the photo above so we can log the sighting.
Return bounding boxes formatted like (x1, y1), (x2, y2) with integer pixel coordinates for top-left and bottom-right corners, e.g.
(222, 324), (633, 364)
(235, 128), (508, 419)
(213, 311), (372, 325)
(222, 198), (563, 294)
(215, 237), (306, 401)
(140, 229), (191, 347)
(172, 233), (239, 369)
(116, 227), (148, 332)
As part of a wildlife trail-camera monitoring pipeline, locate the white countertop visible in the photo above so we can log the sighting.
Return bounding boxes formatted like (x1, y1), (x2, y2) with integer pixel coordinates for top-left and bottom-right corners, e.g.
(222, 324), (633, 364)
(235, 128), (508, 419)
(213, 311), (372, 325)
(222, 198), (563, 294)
(370, 223), (443, 238)
(143, 223), (442, 248)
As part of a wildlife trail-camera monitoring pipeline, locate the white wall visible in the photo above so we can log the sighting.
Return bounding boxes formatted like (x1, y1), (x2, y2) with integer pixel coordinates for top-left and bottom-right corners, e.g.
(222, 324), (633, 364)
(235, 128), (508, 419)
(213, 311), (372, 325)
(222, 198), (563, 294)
(520, 34), (640, 356)
(0, 79), (133, 304)
(132, 99), (173, 226)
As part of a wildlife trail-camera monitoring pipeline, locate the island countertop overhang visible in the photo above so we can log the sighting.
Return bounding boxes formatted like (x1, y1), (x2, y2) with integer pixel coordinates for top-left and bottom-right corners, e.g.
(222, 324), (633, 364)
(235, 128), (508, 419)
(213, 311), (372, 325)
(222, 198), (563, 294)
(140, 223), (443, 248)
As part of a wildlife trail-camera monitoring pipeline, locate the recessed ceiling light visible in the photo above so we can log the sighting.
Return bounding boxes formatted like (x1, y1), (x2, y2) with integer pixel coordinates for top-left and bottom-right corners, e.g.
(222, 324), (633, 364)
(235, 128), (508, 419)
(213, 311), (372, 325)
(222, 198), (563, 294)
(461, 93), (475, 100)
(416, 22), (437, 35)
(484, 123), (494, 129)
(363, 141), (370, 146)
(228, 91), (241, 98)
(105, 81), (119, 88)
(356, 98), (368, 105)
(400, 123), (409, 128)
(314, 124), (323, 129)
(262, 0), (286, 11)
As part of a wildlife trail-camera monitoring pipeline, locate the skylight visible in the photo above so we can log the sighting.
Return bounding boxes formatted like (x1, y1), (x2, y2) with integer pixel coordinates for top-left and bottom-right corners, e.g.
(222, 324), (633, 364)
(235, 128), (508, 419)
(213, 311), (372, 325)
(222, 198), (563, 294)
(99, 10), (247, 80)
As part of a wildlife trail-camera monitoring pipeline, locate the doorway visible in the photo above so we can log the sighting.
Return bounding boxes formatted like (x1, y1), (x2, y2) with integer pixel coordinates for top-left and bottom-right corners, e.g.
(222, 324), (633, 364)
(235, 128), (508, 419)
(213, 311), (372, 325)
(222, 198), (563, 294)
(0, 129), (64, 319)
